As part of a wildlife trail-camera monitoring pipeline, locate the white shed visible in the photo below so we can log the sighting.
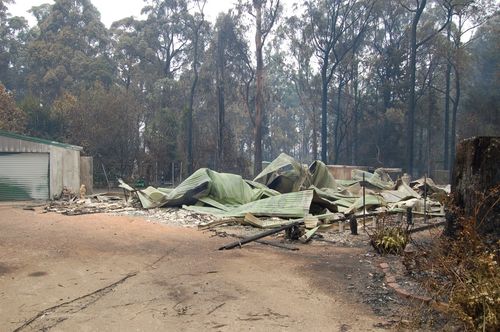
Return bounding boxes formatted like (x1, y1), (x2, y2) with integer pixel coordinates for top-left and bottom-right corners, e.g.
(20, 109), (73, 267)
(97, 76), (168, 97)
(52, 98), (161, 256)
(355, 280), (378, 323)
(0, 130), (83, 200)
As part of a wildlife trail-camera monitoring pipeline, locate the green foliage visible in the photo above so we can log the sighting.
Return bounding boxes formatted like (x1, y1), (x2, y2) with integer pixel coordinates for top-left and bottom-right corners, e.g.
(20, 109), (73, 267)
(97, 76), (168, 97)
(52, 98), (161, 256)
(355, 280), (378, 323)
(20, 96), (54, 138)
(371, 225), (408, 255)
(0, 1), (29, 90)
(0, 0), (497, 181)
(26, 0), (112, 101)
(144, 106), (179, 165)
(41, 84), (144, 179)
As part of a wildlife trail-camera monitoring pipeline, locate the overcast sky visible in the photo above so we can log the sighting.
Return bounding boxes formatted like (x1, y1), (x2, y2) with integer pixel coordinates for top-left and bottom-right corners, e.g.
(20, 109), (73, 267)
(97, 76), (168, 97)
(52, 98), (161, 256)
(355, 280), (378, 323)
(7, 0), (238, 27)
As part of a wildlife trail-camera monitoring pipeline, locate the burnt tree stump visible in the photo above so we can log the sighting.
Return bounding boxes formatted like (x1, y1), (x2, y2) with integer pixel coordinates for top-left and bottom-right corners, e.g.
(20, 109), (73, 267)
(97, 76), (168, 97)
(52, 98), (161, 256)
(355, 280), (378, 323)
(446, 137), (500, 238)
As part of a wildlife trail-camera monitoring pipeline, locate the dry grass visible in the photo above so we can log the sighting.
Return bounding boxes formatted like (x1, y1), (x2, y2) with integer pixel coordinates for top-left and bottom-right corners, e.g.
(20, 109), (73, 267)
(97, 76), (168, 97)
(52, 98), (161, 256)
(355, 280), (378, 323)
(407, 187), (500, 331)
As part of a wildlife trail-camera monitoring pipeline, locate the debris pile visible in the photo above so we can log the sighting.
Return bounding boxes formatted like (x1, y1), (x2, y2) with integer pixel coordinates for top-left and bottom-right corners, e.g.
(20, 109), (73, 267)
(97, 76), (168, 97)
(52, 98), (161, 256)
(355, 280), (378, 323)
(45, 193), (133, 216)
(119, 153), (448, 220)
(114, 153), (448, 248)
(115, 208), (218, 228)
(45, 153), (448, 248)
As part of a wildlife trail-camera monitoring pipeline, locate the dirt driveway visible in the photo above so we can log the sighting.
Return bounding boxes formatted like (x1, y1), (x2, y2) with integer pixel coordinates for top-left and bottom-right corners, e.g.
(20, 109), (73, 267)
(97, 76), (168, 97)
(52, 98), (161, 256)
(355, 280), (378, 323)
(0, 204), (402, 331)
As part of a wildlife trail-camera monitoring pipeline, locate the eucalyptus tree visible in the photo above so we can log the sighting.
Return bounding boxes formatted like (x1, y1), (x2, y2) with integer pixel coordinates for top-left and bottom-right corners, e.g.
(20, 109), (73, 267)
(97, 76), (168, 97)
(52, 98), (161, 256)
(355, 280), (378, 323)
(110, 17), (146, 91)
(212, 12), (252, 169)
(283, 12), (319, 160)
(119, 0), (192, 178)
(305, 0), (375, 163)
(237, 0), (282, 175)
(26, 0), (113, 102)
(141, 0), (190, 79)
(371, 2), (410, 113)
(262, 35), (305, 161)
(0, 0), (29, 92)
(401, 0), (452, 175)
(186, 0), (209, 173)
(446, 0), (496, 172)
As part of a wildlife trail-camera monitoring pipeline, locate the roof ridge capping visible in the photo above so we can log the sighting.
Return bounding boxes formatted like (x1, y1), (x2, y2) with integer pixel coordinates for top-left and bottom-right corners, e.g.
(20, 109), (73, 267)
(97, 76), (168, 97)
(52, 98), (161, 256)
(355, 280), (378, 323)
(0, 129), (83, 151)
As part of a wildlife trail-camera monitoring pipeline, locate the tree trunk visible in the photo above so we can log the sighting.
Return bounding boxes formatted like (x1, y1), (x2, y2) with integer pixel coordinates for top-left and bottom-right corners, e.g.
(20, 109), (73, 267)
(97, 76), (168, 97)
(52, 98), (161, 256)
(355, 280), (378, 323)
(416, 126), (423, 173)
(407, 0), (426, 176)
(320, 63), (328, 163)
(444, 23), (452, 170)
(216, 28), (225, 171)
(312, 106), (318, 160)
(450, 67), (460, 180)
(447, 137), (500, 238)
(333, 81), (343, 164)
(427, 89), (435, 176)
(407, 30), (417, 175)
(352, 62), (359, 165)
(301, 110), (308, 161)
(216, 71), (225, 171)
(187, 35), (199, 175)
(253, 1), (264, 176)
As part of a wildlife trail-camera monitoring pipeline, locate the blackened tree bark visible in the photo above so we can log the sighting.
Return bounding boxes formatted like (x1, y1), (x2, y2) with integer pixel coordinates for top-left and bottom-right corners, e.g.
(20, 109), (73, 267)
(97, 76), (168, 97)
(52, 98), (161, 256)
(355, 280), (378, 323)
(187, 0), (206, 174)
(254, 0), (264, 176)
(450, 65), (460, 178)
(215, 15), (227, 170)
(444, 23), (452, 170)
(448, 137), (500, 238)
(405, 0), (451, 175)
(307, 0), (374, 163)
(406, 0), (425, 176)
(251, 0), (280, 176)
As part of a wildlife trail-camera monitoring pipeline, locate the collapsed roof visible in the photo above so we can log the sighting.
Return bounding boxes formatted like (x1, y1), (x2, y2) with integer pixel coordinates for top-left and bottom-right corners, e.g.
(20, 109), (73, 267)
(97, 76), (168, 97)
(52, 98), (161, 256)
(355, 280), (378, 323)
(120, 153), (448, 219)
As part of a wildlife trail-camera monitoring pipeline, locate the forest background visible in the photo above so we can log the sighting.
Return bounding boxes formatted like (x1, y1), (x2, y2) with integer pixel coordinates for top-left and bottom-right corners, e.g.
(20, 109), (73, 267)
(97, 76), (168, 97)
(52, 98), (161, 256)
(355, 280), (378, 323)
(0, 0), (498, 185)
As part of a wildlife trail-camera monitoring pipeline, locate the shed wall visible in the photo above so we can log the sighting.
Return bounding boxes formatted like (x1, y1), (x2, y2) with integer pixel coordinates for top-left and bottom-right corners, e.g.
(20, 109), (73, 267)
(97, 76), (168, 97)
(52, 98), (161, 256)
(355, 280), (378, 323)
(80, 156), (93, 194)
(0, 135), (81, 199)
(48, 146), (81, 198)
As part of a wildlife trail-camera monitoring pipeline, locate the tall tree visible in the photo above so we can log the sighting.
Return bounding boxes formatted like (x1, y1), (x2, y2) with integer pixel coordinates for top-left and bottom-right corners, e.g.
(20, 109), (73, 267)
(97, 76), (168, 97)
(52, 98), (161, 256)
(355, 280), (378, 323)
(447, 0), (495, 174)
(214, 14), (230, 169)
(186, 0), (207, 174)
(306, 0), (374, 163)
(110, 17), (145, 91)
(284, 13), (319, 161)
(130, 0), (191, 179)
(443, 22), (452, 170)
(212, 12), (250, 169)
(0, 0), (28, 91)
(141, 0), (190, 81)
(239, 0), (281, 175)
(26, 0), (113, 101)
(403, 0), (451, 175)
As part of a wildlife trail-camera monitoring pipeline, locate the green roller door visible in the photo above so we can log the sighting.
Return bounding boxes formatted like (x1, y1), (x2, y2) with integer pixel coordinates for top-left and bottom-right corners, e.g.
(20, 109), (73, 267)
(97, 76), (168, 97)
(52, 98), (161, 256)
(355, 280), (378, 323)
(0, 153), (49, 200)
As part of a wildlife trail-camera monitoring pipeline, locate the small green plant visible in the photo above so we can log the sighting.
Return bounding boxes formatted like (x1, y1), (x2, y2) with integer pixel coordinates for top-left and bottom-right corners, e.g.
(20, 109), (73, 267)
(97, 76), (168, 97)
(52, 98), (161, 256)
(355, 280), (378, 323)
(367, 213), (409, 255)
(371, 226), (408, 255)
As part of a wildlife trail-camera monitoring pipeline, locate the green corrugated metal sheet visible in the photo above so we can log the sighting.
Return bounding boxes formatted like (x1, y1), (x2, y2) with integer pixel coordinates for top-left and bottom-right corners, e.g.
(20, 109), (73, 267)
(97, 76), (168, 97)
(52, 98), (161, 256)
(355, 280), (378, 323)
(120, 168), (272, 209)
(185, 190), (314, 218)
(0, 153), (49, 200)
